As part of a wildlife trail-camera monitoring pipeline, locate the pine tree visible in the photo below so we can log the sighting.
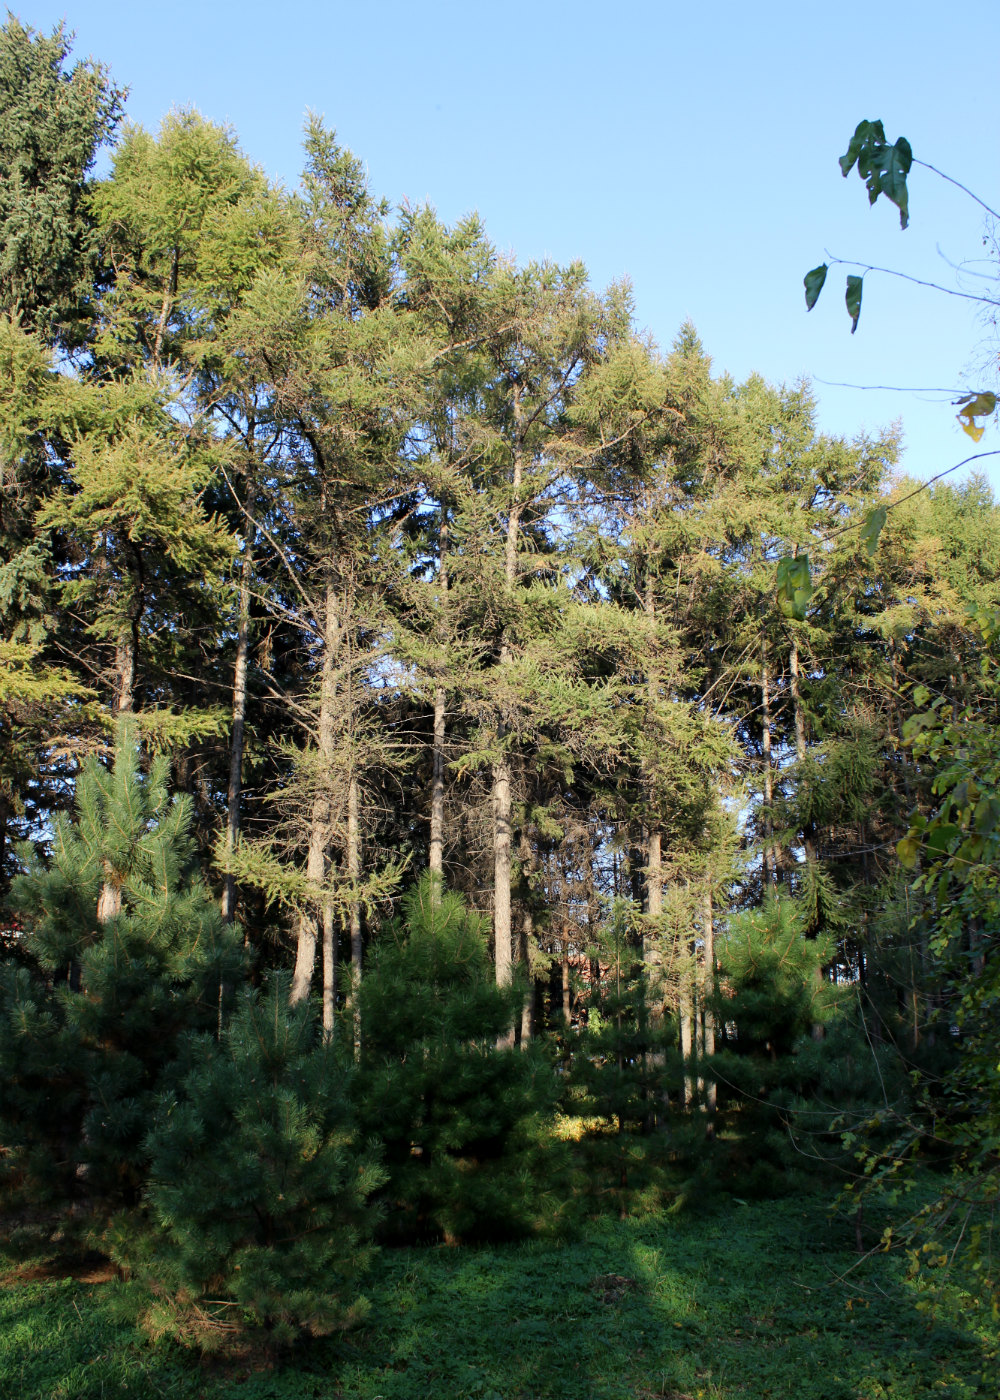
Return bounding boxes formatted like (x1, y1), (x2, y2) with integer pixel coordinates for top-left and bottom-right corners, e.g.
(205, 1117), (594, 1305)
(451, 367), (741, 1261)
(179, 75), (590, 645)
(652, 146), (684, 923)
(120, 976), (383, 1352)
(354, 873), (560, 1242)
(0, 723), (245, 1207)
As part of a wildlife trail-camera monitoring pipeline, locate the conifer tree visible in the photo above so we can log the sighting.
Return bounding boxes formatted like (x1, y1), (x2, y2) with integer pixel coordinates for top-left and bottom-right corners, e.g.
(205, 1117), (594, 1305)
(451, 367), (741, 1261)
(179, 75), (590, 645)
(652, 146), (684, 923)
(354, 873), (559, 1241)
(0, 15), (124, 349)
(121, 976), (383, 1351)
(0, 723), (244, 1206)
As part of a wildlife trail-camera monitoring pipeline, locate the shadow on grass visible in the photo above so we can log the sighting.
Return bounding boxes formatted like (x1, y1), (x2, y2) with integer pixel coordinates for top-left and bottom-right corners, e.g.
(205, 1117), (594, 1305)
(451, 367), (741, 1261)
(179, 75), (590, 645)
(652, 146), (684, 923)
(0, 1199), (996, 1400)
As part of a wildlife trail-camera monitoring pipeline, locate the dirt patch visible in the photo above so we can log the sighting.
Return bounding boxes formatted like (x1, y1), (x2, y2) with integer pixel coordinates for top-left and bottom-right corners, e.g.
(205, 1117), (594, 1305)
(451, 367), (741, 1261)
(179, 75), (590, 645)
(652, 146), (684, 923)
(0, 1251), (118, 1286)
(589, 1272), (640, 1303)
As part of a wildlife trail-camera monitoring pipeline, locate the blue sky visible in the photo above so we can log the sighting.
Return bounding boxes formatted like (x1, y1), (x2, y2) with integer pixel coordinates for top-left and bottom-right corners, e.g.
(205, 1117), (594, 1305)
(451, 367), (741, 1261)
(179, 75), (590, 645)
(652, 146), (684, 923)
(23, 0), (1000, 489)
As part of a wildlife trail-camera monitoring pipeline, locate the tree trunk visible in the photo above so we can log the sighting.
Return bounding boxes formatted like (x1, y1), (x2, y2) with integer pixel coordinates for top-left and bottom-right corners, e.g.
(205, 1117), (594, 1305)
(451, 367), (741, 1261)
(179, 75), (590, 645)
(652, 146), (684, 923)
(519, 900), (535, 1046)
(645, 830), (662, 941)
(492, 750), (513, 987)
(347, 772), (362, 1048)
(761, 641), (777, 888)
(222, 554), (251, 922)
(561, 922), (572, 1025)
(700, 881), (717, 1127)
(100, 624), (138, 920)
(96, 876), (122, 923)
(789, 635), (807, 766)
(429, 684), (446, 877)
(492, 378), (523, 995)
(321, 899), (336, 1043)
(291, 579), (340, 1007)
(679, 989), (693, 1110)
(790, 634), (824, 1039)
(152, 245), (179, 365)
(113, 631), (136, 716)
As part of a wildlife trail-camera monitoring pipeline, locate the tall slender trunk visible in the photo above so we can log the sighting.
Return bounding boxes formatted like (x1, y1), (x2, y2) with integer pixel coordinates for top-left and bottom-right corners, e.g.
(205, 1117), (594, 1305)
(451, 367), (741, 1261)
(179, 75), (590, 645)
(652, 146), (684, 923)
(643, 573), (663, 957)
(493, 755), (513, 987)
(347, 772), (362, 1048)
(113, 632), (136, 716)
(429, 514), (449, 884)
(679, 987), (694, 1109)
(100, 620), (138, 922)
(679, 879), (694, 1108)
(152, 246), (179, 365)
(699, 881), (717, 1125)
(222, 554), (252, 922)
(789, 634), (818, 864)
(520, 900), (535, 1045)
(292, 824), (323, 1007)
(561, 921), (572, 1025)
(291, 579), (340, 1009)
(788, 635), (807, 765)
(429, 684), (446, 877)
(790, 633), (824, 1039)
(645, 833), (662, 926)
(518, 832), (538, 1045)
(492, 379), (523, 994)
(761, 640), (777, 888)
(321, 900), (336, 1043)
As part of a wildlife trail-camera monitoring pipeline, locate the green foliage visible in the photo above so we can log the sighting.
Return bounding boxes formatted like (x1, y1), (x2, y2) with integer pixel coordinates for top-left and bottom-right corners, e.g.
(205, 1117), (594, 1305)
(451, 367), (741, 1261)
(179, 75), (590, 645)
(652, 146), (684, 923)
(705, 897), (850, 1192)
(896, 613), (1000, 1192)
(564, 900), (682, 1212)
(0, 15), (125, 347)
(0, 724), (244, 1205)
(839, 119), (913, 228)
(804, 118), (913, 331)
(115, 977), (383, 1352)
(568, 899), (675, 1135)
(775, 553), (813, 619)
(803, 262), (827, 310)
(845, 272), (864, 333)
(717, 897), (838, 1057)
(355, 874), (561, 1242)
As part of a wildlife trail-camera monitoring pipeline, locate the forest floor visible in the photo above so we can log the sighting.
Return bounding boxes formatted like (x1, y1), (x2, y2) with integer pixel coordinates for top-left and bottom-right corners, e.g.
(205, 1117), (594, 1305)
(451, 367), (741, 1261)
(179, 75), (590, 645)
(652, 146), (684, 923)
(1, 1190), (997, 1400)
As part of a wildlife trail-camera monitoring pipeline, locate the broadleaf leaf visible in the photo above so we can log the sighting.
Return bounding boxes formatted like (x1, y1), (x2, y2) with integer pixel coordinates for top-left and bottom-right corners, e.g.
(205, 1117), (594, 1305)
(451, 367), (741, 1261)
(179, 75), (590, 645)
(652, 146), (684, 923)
(846, 275), (863, 333)
(859, 505), (887, 557)
(804, 264), (828, 311)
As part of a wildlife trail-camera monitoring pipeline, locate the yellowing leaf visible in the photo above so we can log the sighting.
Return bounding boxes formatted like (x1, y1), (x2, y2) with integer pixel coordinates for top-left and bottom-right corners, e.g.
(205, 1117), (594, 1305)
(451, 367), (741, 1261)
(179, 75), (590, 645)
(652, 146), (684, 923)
(956, 391), (995, 441)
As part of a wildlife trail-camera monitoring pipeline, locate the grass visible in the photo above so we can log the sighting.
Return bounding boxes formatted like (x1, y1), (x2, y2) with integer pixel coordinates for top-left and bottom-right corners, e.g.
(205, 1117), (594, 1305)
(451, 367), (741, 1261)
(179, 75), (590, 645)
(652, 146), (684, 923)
(2, 1191), (998, 1400)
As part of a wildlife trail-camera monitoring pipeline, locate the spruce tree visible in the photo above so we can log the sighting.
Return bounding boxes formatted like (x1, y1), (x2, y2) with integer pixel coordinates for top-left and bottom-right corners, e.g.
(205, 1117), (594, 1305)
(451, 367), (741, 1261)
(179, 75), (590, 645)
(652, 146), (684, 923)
(0, 15), (124, 349)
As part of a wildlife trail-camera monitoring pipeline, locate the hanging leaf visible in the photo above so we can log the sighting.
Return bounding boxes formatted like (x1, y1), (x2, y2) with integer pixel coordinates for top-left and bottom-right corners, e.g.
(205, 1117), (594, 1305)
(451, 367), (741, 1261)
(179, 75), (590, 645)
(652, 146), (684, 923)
(859, 505), (887, 557)
(804, 264), (828, 311)
(840, 120), (912, 228)
(846, 275), (863, 333)
(955, 391), (996, 441)
(776, 553), (813, 620)
(896, 835), (920, 868)
(839, 120), (886, 178)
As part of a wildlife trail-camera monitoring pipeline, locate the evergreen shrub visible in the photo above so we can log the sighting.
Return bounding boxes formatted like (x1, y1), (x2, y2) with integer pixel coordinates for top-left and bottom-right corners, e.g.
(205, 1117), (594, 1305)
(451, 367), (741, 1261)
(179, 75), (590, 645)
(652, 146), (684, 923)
(0, 727), (245, 1209)
(114, 977), (384, 1352)
(354, 873), (562, 1242)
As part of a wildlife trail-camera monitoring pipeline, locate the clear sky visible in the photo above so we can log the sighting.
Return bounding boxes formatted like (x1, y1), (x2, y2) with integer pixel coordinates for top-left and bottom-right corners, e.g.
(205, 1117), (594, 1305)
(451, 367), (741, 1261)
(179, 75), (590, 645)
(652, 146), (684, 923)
(21, 0), (1000, 490)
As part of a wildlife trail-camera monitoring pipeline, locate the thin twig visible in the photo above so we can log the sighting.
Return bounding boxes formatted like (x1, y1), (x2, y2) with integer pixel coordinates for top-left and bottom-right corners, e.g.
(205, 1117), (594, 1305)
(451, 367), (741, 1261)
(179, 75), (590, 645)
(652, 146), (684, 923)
(914, 159), (1000, 222)
(825, 253), (987, 304)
